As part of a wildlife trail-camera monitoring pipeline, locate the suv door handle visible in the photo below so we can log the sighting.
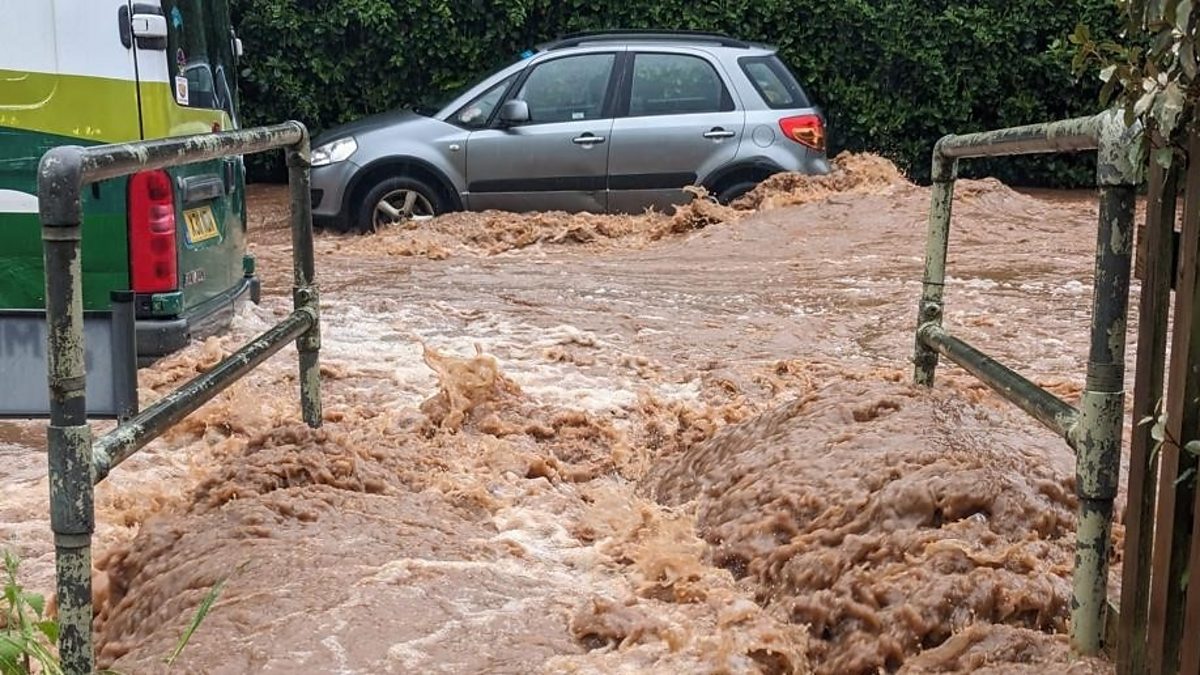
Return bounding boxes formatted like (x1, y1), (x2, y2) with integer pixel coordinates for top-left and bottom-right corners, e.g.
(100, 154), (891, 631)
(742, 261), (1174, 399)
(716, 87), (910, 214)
(703, 128), (736, 139)
(572, 134), (606, 145)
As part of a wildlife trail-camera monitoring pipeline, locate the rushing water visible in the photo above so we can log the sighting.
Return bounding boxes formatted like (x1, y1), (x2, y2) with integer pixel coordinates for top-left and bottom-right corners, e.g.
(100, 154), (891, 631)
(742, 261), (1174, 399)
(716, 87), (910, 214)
(0, 156), (1119, 673)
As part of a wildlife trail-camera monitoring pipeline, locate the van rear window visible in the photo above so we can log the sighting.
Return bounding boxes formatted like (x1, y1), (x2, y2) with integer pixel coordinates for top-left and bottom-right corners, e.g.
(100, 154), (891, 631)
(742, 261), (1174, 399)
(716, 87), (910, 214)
(738, 55), (810, 109)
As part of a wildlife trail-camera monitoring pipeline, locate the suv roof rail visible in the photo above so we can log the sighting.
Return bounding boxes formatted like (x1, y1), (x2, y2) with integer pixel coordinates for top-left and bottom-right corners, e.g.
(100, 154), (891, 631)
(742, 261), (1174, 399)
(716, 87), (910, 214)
(540, 29), (755, 51)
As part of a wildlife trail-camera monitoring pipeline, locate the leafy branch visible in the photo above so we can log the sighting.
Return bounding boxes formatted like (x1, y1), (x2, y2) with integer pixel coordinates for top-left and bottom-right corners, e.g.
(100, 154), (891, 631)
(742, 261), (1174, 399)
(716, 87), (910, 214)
(1, 551), (61, 675)
(1141, 398), (1200, 488)
(1074, 0), (1198, 165)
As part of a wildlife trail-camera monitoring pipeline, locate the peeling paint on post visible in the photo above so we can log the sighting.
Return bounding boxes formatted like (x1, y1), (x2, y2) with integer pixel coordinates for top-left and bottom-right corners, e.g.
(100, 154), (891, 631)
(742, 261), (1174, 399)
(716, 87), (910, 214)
(1071, 115), (1138, 653)
(38, 145), (95, 674)
(286, 126), (322, 429)
(913, 142), (956, 386)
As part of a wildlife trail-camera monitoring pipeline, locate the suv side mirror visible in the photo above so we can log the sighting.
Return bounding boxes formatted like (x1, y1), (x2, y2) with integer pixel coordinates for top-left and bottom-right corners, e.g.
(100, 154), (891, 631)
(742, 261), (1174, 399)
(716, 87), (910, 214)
(498, 100), (530, 127)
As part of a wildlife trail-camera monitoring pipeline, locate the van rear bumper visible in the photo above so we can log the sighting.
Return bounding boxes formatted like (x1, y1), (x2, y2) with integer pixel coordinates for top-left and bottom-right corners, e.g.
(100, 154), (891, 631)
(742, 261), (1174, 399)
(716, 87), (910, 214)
(135, 274), (261, 363)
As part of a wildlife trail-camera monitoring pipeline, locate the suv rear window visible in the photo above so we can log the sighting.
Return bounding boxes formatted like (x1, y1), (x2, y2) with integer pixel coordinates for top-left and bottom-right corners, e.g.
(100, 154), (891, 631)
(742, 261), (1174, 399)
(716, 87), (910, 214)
(738, 55), (810, 109)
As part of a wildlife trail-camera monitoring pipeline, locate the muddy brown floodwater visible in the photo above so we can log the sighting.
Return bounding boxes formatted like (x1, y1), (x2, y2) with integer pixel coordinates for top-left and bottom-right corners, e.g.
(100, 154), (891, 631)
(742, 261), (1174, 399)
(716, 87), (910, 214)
(0, 154), (1126, 673)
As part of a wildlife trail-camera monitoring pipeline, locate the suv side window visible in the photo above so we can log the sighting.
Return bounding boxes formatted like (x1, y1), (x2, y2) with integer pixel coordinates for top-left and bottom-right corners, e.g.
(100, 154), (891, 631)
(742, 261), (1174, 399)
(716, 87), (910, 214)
(454, 74), (517, 129)
(628, 53), (733, 117)
(515, 54), (616, 124)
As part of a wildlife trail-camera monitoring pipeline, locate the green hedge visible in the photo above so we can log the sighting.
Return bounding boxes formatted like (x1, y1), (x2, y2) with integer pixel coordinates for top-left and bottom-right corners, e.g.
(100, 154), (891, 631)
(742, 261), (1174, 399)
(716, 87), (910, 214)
(231, 0), (1119, 186)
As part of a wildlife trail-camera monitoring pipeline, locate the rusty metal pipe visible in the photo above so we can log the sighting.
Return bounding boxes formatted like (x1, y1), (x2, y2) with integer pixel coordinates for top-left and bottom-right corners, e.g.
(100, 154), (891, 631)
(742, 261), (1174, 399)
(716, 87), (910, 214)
(917, 324), (1080, 445)
(79, 123), (303, 183)
(912, 149), (957, 386)
(37, 145), (95, 674)
(92, 309), (315, 482)
(1070, 113), (1139, 654)
(935, 115), (1101, 160)
(286, 129), (323, 429)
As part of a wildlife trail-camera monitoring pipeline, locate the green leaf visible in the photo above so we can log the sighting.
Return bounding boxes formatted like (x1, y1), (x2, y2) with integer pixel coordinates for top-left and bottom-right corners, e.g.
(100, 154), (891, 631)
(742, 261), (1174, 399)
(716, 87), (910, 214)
(1152, 415), (1167, 442)
(1184, 440), (1200, 456)
(1153, 81), (1187, 135)
(22, 593), (44, 619)
(1183, 39), (1198, 80)
(1178, 0), (1193, 33)
(1176, 467), (1197, 486)
(1068, 22), (1091, 45)
(1155, 148), (1175, 168)
(36, 620), (58, 644)
(164, 578), (228, 667)
(0, 636), (25, 675)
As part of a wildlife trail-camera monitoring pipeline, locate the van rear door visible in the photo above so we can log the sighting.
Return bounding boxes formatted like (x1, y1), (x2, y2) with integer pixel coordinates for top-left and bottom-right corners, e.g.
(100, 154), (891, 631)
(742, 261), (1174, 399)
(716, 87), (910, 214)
(130, 0), (246, 325)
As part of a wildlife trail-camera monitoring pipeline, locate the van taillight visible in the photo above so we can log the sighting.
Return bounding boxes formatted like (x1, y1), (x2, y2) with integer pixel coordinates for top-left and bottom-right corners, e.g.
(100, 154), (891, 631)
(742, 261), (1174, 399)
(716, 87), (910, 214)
(779, 115), (826, 151)
(128, 170), (178, 293)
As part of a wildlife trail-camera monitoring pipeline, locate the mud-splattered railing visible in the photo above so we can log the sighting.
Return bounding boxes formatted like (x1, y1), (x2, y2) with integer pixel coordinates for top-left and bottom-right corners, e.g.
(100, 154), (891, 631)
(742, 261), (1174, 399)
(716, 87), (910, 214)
(36, 122), (322, 674)
(911, 110), (1139, 656)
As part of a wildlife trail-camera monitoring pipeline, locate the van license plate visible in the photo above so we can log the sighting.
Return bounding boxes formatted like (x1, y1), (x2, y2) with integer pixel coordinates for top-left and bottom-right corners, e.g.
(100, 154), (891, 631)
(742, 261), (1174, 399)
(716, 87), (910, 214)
(183, 206), (220, 244)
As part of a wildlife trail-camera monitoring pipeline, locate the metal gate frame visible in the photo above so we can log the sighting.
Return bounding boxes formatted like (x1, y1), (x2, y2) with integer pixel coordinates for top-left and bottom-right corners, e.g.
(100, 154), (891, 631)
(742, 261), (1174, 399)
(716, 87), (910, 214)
(36, 121), (322, 674)
(911, 109), (1140, 655)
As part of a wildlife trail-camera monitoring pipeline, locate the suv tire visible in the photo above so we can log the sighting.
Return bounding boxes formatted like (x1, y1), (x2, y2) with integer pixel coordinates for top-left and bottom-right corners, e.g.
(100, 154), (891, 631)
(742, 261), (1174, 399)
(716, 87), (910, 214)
(357, 175), (445, 234)
(716, 180), (759, 206)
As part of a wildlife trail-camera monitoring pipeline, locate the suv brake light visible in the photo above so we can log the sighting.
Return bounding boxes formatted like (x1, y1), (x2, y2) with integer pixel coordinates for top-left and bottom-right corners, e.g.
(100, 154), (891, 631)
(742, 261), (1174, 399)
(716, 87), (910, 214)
(779, 115), (825, 151)
(128, 170), (178, 293)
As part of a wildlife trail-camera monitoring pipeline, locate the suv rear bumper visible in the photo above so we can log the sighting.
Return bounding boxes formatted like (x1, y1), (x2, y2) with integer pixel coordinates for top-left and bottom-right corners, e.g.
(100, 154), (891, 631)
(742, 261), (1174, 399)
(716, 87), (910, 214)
(136, 274), (262, 362)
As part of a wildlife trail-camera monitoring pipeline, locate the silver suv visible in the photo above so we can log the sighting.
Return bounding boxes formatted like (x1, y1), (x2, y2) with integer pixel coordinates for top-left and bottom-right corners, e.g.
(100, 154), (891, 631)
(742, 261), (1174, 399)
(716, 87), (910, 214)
(309, 30), (830, 232)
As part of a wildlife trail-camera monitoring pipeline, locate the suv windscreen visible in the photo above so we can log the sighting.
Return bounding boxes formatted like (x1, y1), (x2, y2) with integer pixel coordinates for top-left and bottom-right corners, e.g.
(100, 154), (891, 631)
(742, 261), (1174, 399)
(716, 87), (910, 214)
(414, 50), (538, 117)
(414, 63), (513, 117)
(738, 55), (810, 109)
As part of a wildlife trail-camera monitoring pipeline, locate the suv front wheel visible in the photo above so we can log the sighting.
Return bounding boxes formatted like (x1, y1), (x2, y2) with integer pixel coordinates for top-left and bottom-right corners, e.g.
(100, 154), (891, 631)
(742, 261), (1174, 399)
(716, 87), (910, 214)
(357, 175), (444, 233)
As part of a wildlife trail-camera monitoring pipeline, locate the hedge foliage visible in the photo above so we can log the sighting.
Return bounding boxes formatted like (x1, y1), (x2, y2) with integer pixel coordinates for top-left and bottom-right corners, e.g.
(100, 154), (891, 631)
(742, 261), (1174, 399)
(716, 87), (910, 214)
(230, 0), (1120, 185)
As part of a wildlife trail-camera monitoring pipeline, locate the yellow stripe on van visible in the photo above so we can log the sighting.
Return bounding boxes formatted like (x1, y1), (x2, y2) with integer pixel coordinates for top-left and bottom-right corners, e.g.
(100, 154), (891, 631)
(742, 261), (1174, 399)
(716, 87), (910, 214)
(0, 69), (231, 144)
(0, 69), (140, 142)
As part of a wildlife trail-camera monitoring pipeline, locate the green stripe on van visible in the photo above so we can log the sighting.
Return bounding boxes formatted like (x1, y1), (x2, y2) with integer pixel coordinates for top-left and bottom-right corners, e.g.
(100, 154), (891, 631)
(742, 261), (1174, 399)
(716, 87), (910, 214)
(0, 124), (129, 309)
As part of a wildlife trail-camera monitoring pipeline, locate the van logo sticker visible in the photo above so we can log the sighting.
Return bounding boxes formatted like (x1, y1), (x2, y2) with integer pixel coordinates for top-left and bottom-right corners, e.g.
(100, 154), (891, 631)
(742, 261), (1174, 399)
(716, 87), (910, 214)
(175, 76), (189, 105)
(0, 189), (38, 214)
(170, 6), (183, 29)
(176, 48), (188, 75)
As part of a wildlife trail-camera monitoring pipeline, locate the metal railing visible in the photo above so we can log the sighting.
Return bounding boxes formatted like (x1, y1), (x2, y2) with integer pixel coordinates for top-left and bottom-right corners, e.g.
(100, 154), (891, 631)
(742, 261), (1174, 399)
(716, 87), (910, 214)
(911, 110), (1140, 655)
(36, 122), (322, 674)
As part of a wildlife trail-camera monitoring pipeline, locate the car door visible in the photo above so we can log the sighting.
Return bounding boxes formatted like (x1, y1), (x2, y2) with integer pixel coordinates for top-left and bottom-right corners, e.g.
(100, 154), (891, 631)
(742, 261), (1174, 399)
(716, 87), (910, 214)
(465, 51), (620, 213)
(607, 51), (745, 213)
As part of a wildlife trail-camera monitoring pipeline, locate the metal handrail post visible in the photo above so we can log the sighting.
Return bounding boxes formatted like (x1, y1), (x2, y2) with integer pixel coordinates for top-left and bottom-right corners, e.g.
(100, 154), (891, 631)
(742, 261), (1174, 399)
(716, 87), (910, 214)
(1071, 112), (1140, 655)
(37, 145), (95, 674)
(286, 130), (322, 427)
(912, 143), (957, 386)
